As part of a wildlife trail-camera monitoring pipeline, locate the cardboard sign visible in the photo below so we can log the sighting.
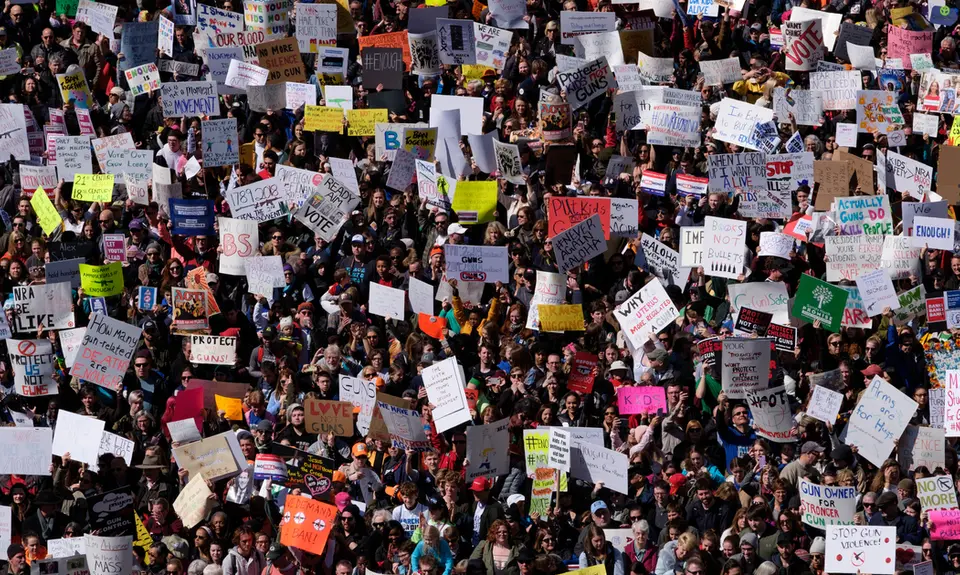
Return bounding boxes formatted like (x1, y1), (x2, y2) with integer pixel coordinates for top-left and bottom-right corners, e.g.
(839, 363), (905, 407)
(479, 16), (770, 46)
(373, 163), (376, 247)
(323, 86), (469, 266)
(947, 370), (960, 436)
(202, 118), (239, 167)
(173, 473), (215, 529)
(256, 37), (306, 84)
(899, 425), (946, 472)
(172, 433), (241, 481)
(722, 338), (770, 399)
(304, 399), (355, 436)
(52, 411), (105, 466)
(190, 335), (237, 364)
(13, 283), (75, 333)
(825, 526), (896, 574)
(539, 304), (585, 331)
(707, 152), (766, 192)
(799, 478), (856, 528)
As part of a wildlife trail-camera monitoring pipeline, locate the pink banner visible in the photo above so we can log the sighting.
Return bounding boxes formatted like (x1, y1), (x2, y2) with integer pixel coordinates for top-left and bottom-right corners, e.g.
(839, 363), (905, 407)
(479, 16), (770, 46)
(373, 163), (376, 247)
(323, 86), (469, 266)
(929, 510), (960, 540)
(887, 25), (933, 70)
(617, 386), (667, 415)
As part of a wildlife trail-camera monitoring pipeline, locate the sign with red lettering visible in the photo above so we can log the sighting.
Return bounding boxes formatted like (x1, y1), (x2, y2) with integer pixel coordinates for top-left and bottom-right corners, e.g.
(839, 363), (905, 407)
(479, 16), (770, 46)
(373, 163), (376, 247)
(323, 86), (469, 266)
(766, 323), (797, 352)
(929, 509), (960, 540)
(945, 370), (960, 437)
(886, 25), (933, 70)
(304, 399), (355, 436)
(71, 313), (142, 391)
(547, 197), (611, 239)
(190, 335), (237, 365)
(697, 337), (723, 367)
(280, 496), (338, 555)
(799, 478), (856, 528)
(784, 19), (824, 71)
(10, 339), (56, 397)
(617, 386), (667, 415)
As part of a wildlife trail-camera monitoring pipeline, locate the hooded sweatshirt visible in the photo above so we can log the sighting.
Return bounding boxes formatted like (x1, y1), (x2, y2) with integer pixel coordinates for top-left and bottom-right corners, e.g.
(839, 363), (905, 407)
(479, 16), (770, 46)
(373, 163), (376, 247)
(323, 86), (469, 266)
(223, 547), (265, 575)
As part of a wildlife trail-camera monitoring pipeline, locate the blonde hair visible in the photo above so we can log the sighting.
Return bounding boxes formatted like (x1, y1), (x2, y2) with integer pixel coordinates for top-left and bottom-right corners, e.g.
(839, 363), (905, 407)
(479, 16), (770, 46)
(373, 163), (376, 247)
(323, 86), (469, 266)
(677, 532), (699, 553)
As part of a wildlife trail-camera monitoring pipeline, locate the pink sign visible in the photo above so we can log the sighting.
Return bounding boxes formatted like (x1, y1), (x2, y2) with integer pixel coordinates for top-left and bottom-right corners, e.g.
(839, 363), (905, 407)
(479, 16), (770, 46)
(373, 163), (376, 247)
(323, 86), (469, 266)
(929, 509), (960, 540)
(617, 386), (667, 415)
(76, 108), (95, 136)
(886, 25), (933, 70)
(102, 234), (126, 263)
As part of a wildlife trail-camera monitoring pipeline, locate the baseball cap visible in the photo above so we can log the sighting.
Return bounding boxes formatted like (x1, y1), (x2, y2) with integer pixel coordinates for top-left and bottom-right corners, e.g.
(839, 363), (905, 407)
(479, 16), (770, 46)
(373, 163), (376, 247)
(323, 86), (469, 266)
(352, 442), (368, 457)
(590, 500), (608, 514)
(255, 420), (273, 432)
(468, 477), (490, 492)
(332, 470), (347, 483)
(801, 441), (825, 454)
(447, 223), (468, 236)
(335, 491), (352, 511)
(266, 543), (287, 561)
(861, 364), (883, 377)
(351, 234), (364, 244)
(877, 492), (898, 507)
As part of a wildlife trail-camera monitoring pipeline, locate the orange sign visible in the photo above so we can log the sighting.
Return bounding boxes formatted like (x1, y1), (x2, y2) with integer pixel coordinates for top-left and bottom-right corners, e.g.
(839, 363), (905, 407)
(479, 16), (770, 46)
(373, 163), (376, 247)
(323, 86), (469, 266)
(358, 32), (411, 68)
(280, 496), (338, 555)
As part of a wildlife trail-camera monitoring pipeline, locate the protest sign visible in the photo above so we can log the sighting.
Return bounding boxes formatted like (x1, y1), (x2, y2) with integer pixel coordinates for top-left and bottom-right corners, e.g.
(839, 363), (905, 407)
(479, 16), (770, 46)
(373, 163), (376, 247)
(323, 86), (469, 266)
(436, 19), (477, 65)
(899, 425), (946, 472)
(13, 283), (74, 333)
(568, 352), (597, 394)
(917, 475), (958, 510)
(294, 3), (336, 52)
(713, 98), (774, 151)
(708, 153), (766, 192)
(123, 63), (160, 97)
(835, 22), (873, 61)
(57, 71), (92, 109)
(645, 104), (701, 147)
(377, 401), (431, 451)
(826, 235), (883, 282)
(638, 233), (689, 287)
(855, 269), (899, 317)
(784, 19), (824, 71)
(703, 216), (746, 279)
(530, 468), (556, 516)
(443, 245), (509, 283)
(171, 288), (208, 331)
(0, 427), (51, 475)
(201, 118), (239, 167)
(84, 535), (132, 575)
(773, 88), (823, 126)
(190, 336), (236, 364)
(72, 174), (115, 203)
(807, 385), (843, 424)
(20, 165), (57, 198)
(548, 428), (570, 472)
(539, 304), (584, 331)
(169, 199), (214, 235)
(466, 418), (509, 480)
(825, 526), (896, 574)
(810, 70), (860, 110)
(53, 136), (92, 182)
(721, 338), (770, 399)
(526, 271), (566, 331)
(161, 82), (220, 118)
(279, 496), (337, 555)
(368, 283), (405, 321)
(857, 90), (903, 134)
(218, 217), (257, 276)
(887, 25), (933, 69)
(78, 262), (123, 297)
(766, 323), (797, 352)
(618, 386), (667, 415)
(758, 232), (794, 259)
(609, 198), (639, 237)
(697, 337), (722, 367)
(728, 282), (790, 325)
(841, 376), (918, 467)
(835, 195), (892, 235)
(556, 57), (616, 110)
(224, 178), (285, 222)
(52, 410), (104, 465)
(734, 307), (772, 336)
(71, 313), (142, 391)
(700, 57), (741, 86)
(799, 478), (856, 528)
(680, 227), (704, 267)
(304, 400), (355, 436)
(10, 339), (56, 397)
(547, 197), (611, 239)
(947, 370), (960, 436)
(571, 440), (628, 494)
(930, 509), (960, 540)
(422, 358), (472, 433)
(560, 11), (616, 44)
(552, 214), (606, 272)
(912, 216), (954, 250)
(793, 275), (849, 332)
(173, 473), (215, 529)
(614, 279), (680, 349)
(172, 433), (241, 481)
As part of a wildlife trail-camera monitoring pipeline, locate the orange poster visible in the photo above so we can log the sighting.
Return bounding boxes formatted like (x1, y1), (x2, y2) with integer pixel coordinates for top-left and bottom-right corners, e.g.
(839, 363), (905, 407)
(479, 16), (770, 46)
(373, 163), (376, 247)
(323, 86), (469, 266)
(280, 496), (338, 555)
(358, 32), (411, 68)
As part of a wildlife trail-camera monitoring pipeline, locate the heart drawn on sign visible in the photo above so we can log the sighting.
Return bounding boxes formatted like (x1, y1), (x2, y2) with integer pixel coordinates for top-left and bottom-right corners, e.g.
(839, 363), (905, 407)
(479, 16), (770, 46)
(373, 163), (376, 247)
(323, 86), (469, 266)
(304, 474), (331, 496)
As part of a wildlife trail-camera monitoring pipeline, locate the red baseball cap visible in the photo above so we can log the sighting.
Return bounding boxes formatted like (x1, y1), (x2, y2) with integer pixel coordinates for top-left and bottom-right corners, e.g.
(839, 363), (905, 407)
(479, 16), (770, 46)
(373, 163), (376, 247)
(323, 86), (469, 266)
(468, 477), (490, 492)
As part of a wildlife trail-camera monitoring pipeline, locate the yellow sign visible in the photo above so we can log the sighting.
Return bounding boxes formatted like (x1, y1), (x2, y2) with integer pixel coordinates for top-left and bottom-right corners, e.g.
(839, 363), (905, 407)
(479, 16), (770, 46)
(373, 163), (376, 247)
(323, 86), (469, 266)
(72, 174), (115, 202)
(216, 394), (243, 420)
(451, 181), (497, 224)
(134, 514), (153, 562)
(347, 109), (387, 136)
(79, 262), (124, 297)
(57, 70), (93, 109)
(31, 187), (62, 236)
(538, 304), (585, 331)
(950, 116), (960, 146)
(241, 142), (255, 168)
(304, 105), (345, 132)
(403, 127), (437, 161)
(890, 6), (914, 24)
(462, 64), (494, 80)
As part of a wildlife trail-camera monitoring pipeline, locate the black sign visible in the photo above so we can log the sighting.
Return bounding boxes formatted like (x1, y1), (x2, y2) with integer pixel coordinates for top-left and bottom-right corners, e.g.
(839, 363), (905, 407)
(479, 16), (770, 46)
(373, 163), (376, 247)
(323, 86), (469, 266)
(362, 48), (404, 90)
(87, 487), (135, 536)
(766, 323), (797, 353)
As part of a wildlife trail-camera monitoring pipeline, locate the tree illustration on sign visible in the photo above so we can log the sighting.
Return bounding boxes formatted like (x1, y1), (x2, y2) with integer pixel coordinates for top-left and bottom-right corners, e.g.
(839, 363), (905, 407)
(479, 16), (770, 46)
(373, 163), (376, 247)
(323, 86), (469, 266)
(813, 285), (833, 307)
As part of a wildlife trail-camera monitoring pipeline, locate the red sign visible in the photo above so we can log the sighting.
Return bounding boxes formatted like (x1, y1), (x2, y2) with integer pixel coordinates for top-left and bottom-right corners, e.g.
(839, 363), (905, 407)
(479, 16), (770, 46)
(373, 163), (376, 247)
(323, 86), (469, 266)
(567, 352), (597, 394)
(927, 297), (946, 323)
(547, 197), (611, 239)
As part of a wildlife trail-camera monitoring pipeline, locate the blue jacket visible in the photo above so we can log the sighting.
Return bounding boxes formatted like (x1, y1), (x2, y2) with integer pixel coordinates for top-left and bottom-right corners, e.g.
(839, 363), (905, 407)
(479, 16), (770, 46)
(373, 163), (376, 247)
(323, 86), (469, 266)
(412, 539), (455, 575)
